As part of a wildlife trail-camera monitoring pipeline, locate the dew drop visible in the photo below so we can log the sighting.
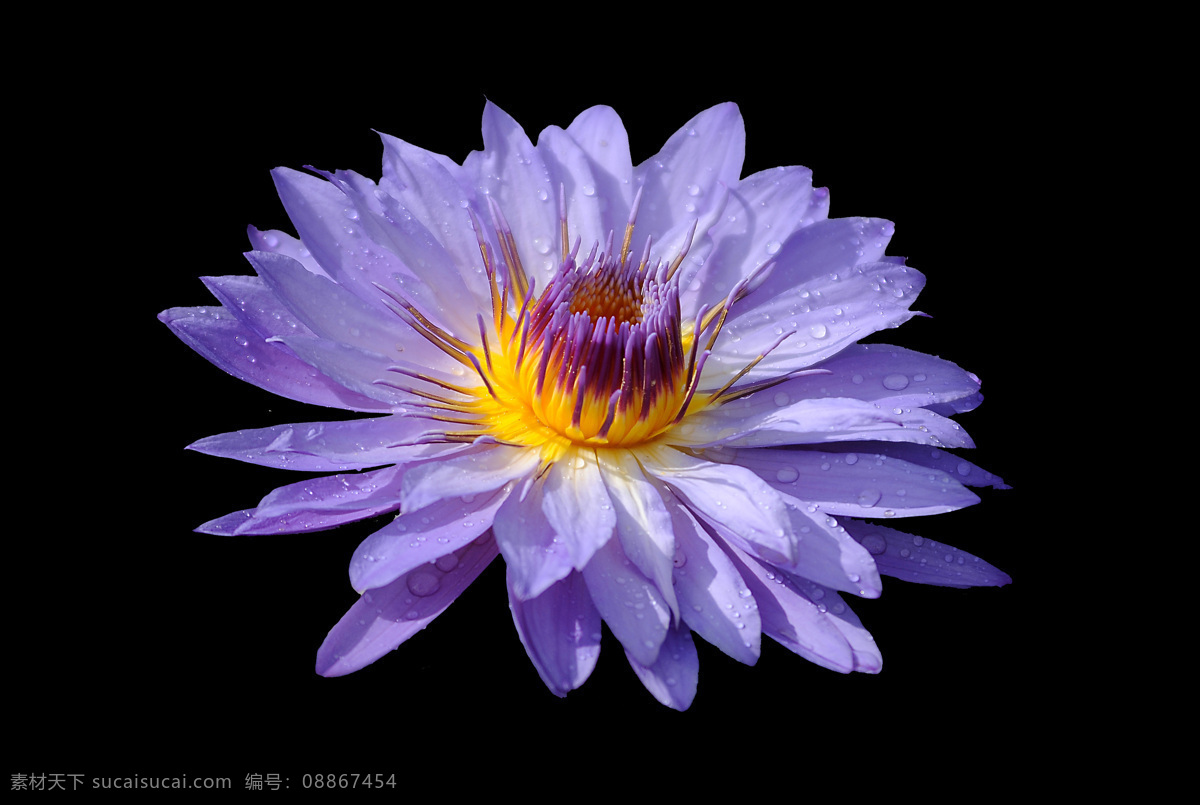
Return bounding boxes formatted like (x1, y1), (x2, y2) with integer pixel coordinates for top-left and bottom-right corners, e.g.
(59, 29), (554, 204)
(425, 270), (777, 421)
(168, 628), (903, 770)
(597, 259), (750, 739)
(857, 488), (882, 507)
(882, 373), (910, 390)
(775, 466), (799, 483)
(406, 570), (440, 597)
(860, 533), (887, 555)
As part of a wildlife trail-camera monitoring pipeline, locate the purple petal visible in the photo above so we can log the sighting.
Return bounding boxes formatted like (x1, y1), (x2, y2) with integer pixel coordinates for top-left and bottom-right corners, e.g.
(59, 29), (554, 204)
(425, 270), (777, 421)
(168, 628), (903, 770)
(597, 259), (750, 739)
(462, 102), (560, 283)
(350, 483), (511, 592)
(158, 305), (389, 412)
(777, 503), (882, 598)
(316, 536), (498, 677)
(187, 416), (461, 472)
(313, 167), (484, 337)
(633, 103), (745, 247)
(376, 132), (489, 302)
(218, 465), (404, 536)
(640, 447), (795, 566)
(201, 274), (317, 340)
(836, 443), (1009, 489)
(682, 165), (830, 317)
(767, 343), (984, 411)
(842, 521), (1012, 588)
(777, 572), (882, 673)
(537, 125), (610, 259)
(668, 502), (761, 665)
(400, 444), (540, 513)
(564, 105), (634, 230)
(676, 395), (973, 450)
(492, 477), (577, 600)
(270, 167), (410, 314)
(507, 571), (601, 697)
(624, 624), (699, 711)
(246, 225), (329, 278)
(729, 445), (981, 518)
(245, 249), (463, 378)
(722, 541), (858, 673)
(580, 534), (671, 667)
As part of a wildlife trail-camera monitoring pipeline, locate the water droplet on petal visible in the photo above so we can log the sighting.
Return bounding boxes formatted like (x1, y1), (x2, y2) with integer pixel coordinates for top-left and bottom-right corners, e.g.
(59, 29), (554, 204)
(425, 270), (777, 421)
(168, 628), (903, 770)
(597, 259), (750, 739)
(883, 373), (910, 390)
(407, 570), (440, 597)
(861, 533), (887, 555)
(857, 488), (882, 507)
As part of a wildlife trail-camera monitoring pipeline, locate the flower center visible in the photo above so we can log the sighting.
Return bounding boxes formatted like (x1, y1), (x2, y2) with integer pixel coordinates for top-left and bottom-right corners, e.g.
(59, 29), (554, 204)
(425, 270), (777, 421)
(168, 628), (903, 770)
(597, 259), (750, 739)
(375, 190), (787, 463)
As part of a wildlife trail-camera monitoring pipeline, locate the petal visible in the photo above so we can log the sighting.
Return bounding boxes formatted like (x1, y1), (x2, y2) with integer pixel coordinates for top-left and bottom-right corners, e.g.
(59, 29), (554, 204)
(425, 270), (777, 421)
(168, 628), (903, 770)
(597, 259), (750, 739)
(376, 132), (491, 307)
(201, 273), (316, 339)
(580, 534), (671, 667)
(158, 305), (389, 412)
(634, 103), (745, 247)
(778, 503), (883, 598)
(492, 475), (577, 600)
(844, 443), (1009, 489)
(205, 466), (404, 536)
(843, 520), (1012, 588)
(771, 343), (983, 411)
(349, 483), (512, 593)
(681, 165), (829, 316)
(462, 102), (560, 283)
(639, 446), (795, 566)
(675, 395), (973, 450)
(668, 502), (761, 665)
(246, 225), (329, 278)
(401, 443), (540, 513)
(538, 124), (611, 256)
(624, 624), (699, 711)
(270, 167), (410, 315)
(778, 573), (882, 673)
(597, 450), (679, 622)
(315, 536), (498, 677)
(728, 445), (981, 518)
(245, 249), (462, 378)
(539, 449), (617, 570)
(564, 105), (634, 224)
(268, 335), (411, 408)
(187, 416), (462, 472)
(313, 167), (483, 336)
(507, 570), (601, 697)
(721, 541), (858, 673)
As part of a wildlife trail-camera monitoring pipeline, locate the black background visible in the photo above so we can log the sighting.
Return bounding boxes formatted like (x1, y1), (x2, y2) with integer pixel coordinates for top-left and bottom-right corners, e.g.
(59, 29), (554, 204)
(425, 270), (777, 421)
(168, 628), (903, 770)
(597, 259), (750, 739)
(14, 27), (1069, 793)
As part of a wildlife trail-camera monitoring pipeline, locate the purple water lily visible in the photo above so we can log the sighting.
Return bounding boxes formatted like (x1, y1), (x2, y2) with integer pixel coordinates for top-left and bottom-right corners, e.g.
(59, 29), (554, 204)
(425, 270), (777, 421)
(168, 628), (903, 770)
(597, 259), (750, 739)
(160, 102), (1009, 709)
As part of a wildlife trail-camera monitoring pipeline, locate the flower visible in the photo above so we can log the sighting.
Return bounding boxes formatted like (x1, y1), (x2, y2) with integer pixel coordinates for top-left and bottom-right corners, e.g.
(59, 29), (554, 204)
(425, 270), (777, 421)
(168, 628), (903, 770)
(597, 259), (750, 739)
(160, 101), (1009, 709)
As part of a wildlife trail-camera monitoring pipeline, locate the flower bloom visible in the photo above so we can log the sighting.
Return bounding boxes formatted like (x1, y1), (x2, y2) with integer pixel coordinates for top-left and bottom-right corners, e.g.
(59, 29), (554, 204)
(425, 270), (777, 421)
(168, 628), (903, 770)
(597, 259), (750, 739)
(160, 102), (1009, 709)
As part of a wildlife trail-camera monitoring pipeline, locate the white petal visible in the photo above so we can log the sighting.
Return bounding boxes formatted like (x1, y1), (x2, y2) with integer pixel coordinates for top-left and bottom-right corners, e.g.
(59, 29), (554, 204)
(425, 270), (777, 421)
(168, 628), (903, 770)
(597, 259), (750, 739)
(639, 446), (796, 566)
(540, 449), (617, 571)
(597, 450), (679, 622)
(401, 444), (540, 513)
